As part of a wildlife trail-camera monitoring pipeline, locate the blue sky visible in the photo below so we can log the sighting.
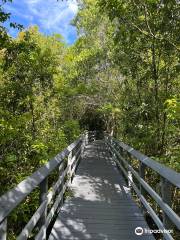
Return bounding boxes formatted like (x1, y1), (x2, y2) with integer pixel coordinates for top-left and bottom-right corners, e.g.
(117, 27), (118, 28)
(3, 0), (78, 44)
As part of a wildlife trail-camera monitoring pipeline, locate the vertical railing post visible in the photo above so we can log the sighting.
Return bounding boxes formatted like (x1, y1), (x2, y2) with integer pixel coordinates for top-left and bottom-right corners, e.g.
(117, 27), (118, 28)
(111, 141), (116, 160)
(126, 152), (132, 192)
(58, 160), (65, 196)
(0, 218), (7, 240)
(83, 131), (88, 152)
(88, 131), (91, 143)
(86, 131), (89, 144)
(161, 177), (172, 230)
(71, 149), (76, 182)
(57, 160), (65, 213)
(68, 151), (72, 183)
(139, 162), (146, 214)
(127, 170), (132, 190)
(112, 142), (123, 178)
(38, 177), (48, 239)
(74, 144), (80, 174)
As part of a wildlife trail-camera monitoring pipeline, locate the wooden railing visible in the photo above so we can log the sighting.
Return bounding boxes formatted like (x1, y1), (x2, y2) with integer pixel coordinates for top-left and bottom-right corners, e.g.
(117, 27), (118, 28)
(105, 135), (180, 240)
(0, 131), (179, 240)
(0, 133), (88, 240)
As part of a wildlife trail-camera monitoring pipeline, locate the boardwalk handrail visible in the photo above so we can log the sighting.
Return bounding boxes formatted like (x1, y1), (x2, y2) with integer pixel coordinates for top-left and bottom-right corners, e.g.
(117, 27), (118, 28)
(0, 134), (87, 240)
(114, 139), (179, 188)
(106, 135), (180, 240)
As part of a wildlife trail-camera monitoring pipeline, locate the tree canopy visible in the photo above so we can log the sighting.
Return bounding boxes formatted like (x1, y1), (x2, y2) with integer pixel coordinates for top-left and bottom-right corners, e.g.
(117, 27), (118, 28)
(0, 0), (179, 238)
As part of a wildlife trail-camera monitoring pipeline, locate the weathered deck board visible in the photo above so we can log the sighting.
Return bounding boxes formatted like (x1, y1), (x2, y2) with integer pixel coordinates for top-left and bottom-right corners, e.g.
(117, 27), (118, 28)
(49, 141), (155, 240)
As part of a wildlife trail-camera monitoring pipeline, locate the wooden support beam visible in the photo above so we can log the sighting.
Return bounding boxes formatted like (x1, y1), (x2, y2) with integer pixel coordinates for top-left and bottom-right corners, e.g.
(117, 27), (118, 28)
(38, 178), (48, 239)
(161, 177), (172, 230)
(139, 162), (146, 214)
(0, 219), (7, 240)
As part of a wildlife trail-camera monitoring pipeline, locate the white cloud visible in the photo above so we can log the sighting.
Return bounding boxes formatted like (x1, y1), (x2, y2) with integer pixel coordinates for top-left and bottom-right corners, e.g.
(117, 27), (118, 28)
(68, 1), (78, 14)
(26, 0), (78, 27)
(5, 0), (78, 43)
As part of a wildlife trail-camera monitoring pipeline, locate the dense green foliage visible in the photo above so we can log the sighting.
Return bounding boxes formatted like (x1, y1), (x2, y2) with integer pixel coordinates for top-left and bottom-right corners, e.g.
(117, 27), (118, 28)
(71, 0), (180, 170)
(0, 26), (81, 191)
(0, 0), (179, 238)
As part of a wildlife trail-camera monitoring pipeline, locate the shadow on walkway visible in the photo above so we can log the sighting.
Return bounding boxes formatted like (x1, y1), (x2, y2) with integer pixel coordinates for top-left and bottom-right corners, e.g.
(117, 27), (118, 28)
(49, 141), (154, 240)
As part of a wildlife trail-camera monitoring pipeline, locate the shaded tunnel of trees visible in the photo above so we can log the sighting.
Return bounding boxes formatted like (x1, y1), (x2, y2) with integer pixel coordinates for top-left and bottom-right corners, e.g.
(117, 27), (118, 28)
(80, 109), (106, 132)
(0, 0), (180, 239)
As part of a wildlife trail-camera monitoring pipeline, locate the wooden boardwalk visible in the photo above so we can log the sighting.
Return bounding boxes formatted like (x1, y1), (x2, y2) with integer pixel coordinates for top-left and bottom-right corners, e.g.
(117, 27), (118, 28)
(49, 141), (155, 240)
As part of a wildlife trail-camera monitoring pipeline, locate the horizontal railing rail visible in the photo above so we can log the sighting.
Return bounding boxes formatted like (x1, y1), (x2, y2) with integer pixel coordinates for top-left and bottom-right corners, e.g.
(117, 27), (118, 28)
(113, 139), (179, 188)
(0, 133), (87, 240)
(1, 131), (179, 240)
(105, 135), (180, 240)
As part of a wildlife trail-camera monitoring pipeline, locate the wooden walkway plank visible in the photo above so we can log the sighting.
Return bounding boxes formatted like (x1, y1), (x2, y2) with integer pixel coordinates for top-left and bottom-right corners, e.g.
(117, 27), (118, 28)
(49, 141), (155, 240)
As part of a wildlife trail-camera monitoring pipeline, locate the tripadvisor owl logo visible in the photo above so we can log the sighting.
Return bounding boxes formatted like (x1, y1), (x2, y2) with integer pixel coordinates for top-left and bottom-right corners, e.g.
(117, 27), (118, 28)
(135, 227), (144, 235)
(135, 226), (173, 235)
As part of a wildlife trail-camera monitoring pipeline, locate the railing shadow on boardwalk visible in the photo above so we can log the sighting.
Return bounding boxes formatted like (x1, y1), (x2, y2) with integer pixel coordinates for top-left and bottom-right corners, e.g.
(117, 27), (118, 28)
(49, 141), (151, 240)
(0, 132), (179, 240)
(50, 198), (147, 240)
(0, 138), (83, 239)
(77, 143), (132, 201)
